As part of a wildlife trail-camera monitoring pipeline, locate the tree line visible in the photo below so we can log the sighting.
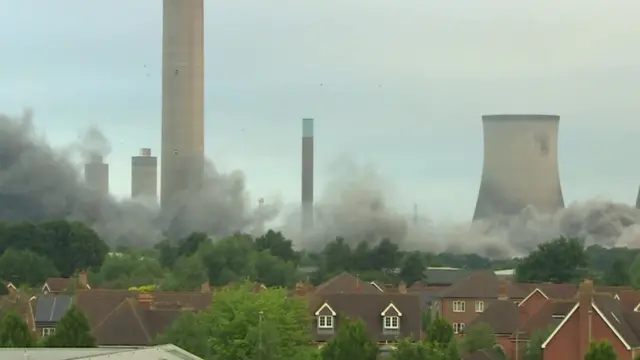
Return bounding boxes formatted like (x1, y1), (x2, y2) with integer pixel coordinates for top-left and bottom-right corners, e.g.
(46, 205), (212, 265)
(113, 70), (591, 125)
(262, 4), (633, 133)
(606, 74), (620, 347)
(0, 219), (639, 291)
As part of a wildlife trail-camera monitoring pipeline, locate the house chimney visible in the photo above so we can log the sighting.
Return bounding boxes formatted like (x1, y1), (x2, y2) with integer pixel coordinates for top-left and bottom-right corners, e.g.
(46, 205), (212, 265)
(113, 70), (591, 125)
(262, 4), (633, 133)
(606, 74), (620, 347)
(78, 271), (88, 289)
(200, 281), (211, 293)
(398, 281), (407, 294)
(578, 279), (595, 359)
(498, 280), (509, 300)
(137, 292), (154, 309)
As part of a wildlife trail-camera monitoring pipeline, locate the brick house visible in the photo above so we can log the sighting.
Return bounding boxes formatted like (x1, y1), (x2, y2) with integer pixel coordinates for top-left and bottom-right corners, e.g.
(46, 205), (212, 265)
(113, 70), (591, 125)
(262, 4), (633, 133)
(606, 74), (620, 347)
(309, 292), (422, 345)
(432, 270), (527, 334)
(33, 294), (73, 337)
(541, 279), (640, 360)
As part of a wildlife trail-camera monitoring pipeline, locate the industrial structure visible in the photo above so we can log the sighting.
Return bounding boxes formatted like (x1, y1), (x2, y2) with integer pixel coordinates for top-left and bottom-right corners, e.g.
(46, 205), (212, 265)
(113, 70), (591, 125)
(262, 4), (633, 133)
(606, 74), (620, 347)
(84, 155), (109, 195)
(131, 148), (158, 201)
(160, 0), (205, 208)
(636, 186), (640, 209)
(301, 118), (314, 233)
(473, 114), (564, 221)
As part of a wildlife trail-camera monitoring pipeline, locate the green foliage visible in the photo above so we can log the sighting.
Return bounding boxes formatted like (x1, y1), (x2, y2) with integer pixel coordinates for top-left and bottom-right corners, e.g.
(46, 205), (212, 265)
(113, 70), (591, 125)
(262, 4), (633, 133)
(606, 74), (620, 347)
(162, 254), (207, 291)
(426, 314), (454, 347)
(461, 322), (496, 354)
(91, 252), (164, 289)
(628, 253), (640, 289)
(516, 237), (587, 283)
(421, 309), (432, 333)
(321, 317), (378, 360)
(524, 326), (553, 360)
(155, 311), (210, 358)
(128, 284), (157, 292)
(0, 248), (58, 286)
(399, 251), (425, 287)
(44, 305), (95, 347)
(391, 338), (459, 360)
(603, 258), (631, 286)
(0, 310), (34, 347)
(255, 230), (300, 264)
(584, 340), (617, 360)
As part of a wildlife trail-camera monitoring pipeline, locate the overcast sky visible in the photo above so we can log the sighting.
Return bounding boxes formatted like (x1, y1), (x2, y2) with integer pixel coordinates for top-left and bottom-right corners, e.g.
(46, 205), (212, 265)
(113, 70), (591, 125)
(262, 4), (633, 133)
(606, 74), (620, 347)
(1, 0), (640, 223)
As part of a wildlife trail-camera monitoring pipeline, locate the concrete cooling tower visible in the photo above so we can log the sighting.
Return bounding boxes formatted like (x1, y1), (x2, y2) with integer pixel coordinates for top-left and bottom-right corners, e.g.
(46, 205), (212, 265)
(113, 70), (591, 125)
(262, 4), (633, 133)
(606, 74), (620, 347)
(301, 118), (314, 233)
(160, 0), (205, 209)
(84, 155), (109, 195)
(131, 148), (158, 201)
(473, 114), (564, 221)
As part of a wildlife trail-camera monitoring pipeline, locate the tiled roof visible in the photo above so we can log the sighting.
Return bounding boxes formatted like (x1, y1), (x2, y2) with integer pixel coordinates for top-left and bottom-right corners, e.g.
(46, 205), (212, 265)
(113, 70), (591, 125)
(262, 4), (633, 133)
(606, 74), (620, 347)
(314, 272), (381, 294)
(0, 293), (36, 331)
(514, 300), (576, 338)
(75, 289), (212, 346)
(468, 300), (520, 335)
(424, 268), (472, 286)
(439, 270), (527, 299)
(309, 293), (421, 342)
(618, 290), (640, 311)
(43, 278), (71, 293)
(517, 283), (631, 301)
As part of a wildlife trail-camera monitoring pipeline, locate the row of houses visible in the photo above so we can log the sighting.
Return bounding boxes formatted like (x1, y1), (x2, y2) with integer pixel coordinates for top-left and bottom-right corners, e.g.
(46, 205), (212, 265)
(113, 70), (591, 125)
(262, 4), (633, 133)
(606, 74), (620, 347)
(4, 268), (640, 360)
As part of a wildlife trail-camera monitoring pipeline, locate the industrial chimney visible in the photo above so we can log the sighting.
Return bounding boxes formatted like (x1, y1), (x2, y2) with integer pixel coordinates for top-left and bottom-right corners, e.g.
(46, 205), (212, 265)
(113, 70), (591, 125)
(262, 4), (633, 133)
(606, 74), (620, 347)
(473, 114), (564, 221)
(160, 0), (205, 209)
(131, 148), (158, 201)
(84, 155), (109, 195)
(301, 118), (314, 233)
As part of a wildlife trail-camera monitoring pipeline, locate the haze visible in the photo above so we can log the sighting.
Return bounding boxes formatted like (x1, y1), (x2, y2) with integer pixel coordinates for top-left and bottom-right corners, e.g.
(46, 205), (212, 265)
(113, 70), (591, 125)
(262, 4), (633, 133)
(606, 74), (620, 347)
(1, 0), (640, 224)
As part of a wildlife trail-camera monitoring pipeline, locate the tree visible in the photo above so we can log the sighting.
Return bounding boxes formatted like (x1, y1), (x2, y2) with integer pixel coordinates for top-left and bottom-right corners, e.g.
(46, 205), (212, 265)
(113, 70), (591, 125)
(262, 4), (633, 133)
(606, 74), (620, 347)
(201, 282), (313, 360)
(321, 317), (378, 360)
(515, 237), (587, 283)
(603, 258), (631, 286)
(155, 311), (210, 358)
(461, 322), (496, 354)
(322, 237), (353, 273)
(162, 254), (207, 291)
(399, 252), (425, 287)
(524, 327), (552, 360)
(421, 309), (432, 333)
(584, 340), (617, 360)
(627, 253), (640, 289)
(255, 230), (299, 264)
(251, 250), (297, 288)
(200, 235), (255, 286)
(0, 310), (33, 347)
(371, 238), (400, 270)
(44, 305), (95, 347)
(426, 314), (454, 347)
(0, 248), (58, 286)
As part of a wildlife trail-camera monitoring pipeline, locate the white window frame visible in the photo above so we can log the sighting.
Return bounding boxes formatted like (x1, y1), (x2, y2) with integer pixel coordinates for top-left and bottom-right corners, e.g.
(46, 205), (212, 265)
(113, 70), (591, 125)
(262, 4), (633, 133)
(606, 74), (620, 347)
(452, 301), (466, 312)
(453, 323), (465, 334)
(384, 316), (400, 329)
(318, 315), (334, 329)
(42, 327), (55, 336)
(475, 300), (485, 313)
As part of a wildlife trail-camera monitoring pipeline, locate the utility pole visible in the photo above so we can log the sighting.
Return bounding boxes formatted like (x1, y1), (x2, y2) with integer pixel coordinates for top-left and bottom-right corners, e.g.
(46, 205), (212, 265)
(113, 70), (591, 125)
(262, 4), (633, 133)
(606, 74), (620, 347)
(258, 311), (264, 360)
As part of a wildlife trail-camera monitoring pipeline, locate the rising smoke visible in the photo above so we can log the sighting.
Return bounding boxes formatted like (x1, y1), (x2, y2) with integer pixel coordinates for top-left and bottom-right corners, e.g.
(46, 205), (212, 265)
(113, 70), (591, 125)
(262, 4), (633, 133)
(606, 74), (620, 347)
(2, 110), (640, 257)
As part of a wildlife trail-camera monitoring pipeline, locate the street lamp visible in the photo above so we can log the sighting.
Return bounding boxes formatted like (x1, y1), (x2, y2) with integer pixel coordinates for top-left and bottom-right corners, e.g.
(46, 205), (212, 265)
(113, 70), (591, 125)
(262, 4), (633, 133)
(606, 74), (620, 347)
(258, 311), (264, 360)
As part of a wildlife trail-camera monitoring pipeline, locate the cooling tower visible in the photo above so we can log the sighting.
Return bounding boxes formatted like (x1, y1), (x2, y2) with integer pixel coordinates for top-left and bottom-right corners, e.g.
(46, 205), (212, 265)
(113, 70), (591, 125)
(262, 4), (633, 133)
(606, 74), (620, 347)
(131, 148), (158, 201)
(84, 155), (109, 195)
(301, 118), (314, 232)
(473, 114), (564, 221)
(160, 0), (205, 209)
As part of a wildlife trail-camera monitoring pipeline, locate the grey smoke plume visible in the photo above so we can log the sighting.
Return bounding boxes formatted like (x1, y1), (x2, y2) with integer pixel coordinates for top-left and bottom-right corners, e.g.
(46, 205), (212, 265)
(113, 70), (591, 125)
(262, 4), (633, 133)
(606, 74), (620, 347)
(287, 159), (640, 258)
(0, 110), (279, 247)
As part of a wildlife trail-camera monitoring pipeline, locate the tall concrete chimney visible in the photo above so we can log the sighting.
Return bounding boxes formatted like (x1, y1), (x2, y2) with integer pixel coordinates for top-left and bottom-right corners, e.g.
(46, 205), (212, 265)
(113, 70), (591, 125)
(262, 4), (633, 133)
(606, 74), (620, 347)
(473, 114), (564, 221)
(160, 0), (205, 209)
(84, 155), (109, 195)
(636, 185), (640, 209)
(131, 148), (158, 201)
(301, 118), (314, 232)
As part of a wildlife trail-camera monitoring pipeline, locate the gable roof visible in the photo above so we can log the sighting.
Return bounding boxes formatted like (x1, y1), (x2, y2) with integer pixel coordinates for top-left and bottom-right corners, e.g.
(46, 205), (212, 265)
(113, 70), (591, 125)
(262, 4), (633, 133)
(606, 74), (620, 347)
(514, 300), (576, 338)
(424, 268), (472, 286)
(43, 278), (71, 293)
(517, 283), (631, 304)
(541, 294), (640, 350)
(468, 299), (520, 334)
(34, 295), (73, 323)
(618, 290), (640, 312)
(314, 302), (336, 316)
(381, 303), (402, 316)
(309, 293), (421, 342)
(314, 272), (381, 294)
(439, 270), (526, 299)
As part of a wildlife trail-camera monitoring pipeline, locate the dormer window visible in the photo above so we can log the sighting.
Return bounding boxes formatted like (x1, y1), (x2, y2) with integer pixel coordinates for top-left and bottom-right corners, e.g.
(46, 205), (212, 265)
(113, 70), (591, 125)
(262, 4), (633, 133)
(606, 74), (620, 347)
(381, 302), (402, 333)
(314, 302), (336, 333)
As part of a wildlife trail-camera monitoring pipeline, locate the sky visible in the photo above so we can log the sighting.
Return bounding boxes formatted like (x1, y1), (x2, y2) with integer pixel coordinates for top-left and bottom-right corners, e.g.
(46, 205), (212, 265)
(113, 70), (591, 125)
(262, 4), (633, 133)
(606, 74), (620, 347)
(1, 0), (640, 224)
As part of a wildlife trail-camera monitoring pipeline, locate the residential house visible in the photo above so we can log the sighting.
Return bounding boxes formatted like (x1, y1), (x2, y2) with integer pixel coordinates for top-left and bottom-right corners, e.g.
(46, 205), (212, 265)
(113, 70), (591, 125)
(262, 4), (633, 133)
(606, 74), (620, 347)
(42, 271), (90, 294)
(541, 279), (640, 360)
(309, 292), (422, 345)
(313, 272), (382, 294)
(432, 270), (527, 334)
(33, 294), (73, 337)
(75, 288), (212, 346)
(0, 291), (36, 332)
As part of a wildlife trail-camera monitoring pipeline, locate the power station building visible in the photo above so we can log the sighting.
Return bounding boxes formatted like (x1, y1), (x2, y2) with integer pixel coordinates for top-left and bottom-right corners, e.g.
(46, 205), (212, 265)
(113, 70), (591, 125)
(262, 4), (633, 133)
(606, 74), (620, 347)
(301, 118), (314, 233)
(473, 114), (564, 220)
(84, 155), (109, 195)
(160, 0), (205, 208)
(131, 148), (158, 201)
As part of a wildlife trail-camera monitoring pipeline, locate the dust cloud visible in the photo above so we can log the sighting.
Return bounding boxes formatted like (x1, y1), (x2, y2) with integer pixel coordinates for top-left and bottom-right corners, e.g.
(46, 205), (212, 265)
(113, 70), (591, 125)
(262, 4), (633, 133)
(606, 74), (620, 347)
(2, 109), (640, 257)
